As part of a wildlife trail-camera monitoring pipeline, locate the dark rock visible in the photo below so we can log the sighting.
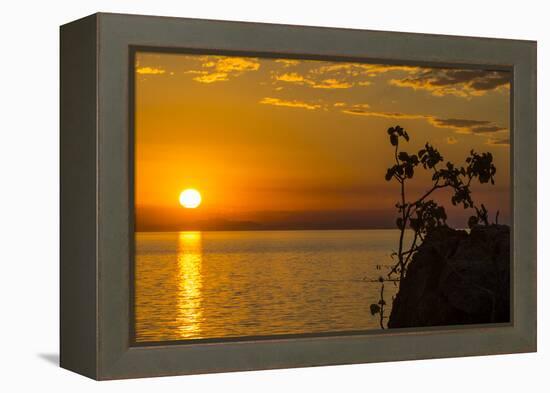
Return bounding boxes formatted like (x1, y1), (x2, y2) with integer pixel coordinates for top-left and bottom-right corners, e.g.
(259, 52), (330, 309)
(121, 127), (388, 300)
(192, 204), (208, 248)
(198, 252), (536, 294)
(388, 225), (510, 328)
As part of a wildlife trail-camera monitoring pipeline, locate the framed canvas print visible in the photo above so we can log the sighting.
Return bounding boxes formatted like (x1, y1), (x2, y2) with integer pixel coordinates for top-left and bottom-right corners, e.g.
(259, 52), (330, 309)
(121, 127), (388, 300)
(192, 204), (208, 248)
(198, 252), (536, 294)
(60, 13), (537, 380)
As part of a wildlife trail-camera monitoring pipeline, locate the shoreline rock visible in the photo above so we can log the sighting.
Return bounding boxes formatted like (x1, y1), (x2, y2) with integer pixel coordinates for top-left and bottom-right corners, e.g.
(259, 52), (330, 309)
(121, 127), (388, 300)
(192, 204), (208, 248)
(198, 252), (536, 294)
(388, 225), (510, 328)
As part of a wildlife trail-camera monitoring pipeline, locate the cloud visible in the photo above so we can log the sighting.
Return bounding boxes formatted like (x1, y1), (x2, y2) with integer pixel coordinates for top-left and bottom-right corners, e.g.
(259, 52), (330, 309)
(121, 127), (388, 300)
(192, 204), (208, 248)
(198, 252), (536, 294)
(193, 72), (229, 83)
(276, 72), (307, 83)
(446, 136), (459, 144)
(313, 79), (353, 89)
(208, 57), (260, 73)
(274, 73), (352, 89)
(270, 61), (420, 92)
(311, 63), (418, 77)
(487, 136), (510, 146)
(470, 125), (508, 133)
(427, 118), (508, 135)
(275, 59), (300, 67)
(270, 59), (508, 98)
(342, 108), (426, 120)
(430, 118), (490, 128)
(191, 56), (260, 83)
(428, 118), (490, 134)
(341, 106), (507, 136)
(136, 66), (166, 75)
(270, 61), (409, 90)
(259, 97), (321, 110)
(390, 69), (510, 97)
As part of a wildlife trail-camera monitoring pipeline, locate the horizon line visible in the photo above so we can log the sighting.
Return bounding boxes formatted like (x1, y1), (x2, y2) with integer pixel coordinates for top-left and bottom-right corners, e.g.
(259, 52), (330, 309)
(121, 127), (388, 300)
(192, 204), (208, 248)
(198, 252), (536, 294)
(136, 227), (397, 233)
(134, 226), (486, 233)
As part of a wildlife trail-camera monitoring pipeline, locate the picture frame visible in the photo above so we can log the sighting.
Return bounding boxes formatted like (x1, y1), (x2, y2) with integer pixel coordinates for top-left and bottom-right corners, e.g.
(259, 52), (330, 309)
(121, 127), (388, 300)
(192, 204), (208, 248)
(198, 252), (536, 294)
(60, 12), (536, 380)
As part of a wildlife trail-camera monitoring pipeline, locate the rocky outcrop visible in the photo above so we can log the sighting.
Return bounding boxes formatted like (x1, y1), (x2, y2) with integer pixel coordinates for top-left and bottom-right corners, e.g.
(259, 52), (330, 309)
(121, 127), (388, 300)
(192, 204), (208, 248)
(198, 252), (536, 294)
(388, 225), (510, 328)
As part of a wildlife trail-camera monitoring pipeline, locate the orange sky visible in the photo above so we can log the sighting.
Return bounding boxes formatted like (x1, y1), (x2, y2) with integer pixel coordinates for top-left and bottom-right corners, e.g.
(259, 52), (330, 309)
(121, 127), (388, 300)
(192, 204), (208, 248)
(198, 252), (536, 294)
(134, 51), (511, 231)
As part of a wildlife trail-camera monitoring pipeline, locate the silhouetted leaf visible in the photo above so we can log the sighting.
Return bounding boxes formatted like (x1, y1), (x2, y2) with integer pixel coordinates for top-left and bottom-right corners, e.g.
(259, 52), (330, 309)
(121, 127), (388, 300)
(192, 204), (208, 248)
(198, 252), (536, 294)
(405, 165), (414, 178)
(398, 152), (409, 161)
(396, 217), (403, 229)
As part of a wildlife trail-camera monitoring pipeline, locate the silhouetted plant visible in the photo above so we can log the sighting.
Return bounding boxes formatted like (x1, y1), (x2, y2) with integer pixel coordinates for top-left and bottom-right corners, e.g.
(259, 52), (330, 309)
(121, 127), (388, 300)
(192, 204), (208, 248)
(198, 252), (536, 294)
(370, 126), (497, 328)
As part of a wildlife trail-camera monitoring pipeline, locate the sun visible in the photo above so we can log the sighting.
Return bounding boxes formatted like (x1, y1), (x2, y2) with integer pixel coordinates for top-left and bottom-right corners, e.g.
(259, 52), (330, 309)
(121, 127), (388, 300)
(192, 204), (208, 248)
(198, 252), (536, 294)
(179, 188), (202, 208)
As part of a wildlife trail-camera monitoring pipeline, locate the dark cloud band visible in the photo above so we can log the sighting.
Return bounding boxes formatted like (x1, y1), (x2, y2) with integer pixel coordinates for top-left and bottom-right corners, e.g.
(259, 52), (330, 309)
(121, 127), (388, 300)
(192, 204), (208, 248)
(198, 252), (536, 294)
(390, 69), (510, 97)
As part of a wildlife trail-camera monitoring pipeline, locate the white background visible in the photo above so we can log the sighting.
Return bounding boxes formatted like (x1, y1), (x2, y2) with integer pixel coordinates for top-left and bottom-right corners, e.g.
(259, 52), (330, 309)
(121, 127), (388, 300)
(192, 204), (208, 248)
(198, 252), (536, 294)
(0, 0), (546, 391)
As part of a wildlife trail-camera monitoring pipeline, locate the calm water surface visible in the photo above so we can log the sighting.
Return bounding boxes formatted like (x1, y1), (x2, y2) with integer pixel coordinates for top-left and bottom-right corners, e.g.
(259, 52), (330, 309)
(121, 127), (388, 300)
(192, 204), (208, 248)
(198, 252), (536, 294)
(135, 229), (402, 342)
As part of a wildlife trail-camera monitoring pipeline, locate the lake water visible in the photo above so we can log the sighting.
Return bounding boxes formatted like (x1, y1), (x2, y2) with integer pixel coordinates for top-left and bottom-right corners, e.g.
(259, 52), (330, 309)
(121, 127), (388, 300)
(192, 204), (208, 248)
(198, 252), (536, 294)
(135, 229), (402, 342)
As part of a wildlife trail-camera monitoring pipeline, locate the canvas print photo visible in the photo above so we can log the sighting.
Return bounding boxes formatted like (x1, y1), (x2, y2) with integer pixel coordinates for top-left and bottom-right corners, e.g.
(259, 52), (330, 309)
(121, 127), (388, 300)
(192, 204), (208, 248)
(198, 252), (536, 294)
(132, 51), (511, 343)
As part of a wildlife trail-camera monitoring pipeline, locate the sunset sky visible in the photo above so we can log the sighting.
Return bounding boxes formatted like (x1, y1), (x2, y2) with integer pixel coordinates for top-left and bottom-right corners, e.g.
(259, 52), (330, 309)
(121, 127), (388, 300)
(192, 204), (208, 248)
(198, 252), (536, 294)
(134, 51), (511, 231)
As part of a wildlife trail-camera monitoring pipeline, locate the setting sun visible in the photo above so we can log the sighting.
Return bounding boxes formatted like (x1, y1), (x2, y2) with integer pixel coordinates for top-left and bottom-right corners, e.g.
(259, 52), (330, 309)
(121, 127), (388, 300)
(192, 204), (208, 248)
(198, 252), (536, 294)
(179, 189), (202, 208)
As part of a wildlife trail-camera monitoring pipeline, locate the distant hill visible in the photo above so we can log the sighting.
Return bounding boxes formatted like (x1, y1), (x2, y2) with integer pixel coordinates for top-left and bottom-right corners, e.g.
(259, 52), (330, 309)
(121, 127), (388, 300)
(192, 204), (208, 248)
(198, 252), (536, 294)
(135, 206), (395, 232)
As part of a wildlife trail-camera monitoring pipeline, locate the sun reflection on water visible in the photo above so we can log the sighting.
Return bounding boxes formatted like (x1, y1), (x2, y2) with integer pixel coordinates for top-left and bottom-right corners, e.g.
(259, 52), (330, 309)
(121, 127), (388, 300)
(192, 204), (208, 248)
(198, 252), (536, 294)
(176, 231), (203, 337)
